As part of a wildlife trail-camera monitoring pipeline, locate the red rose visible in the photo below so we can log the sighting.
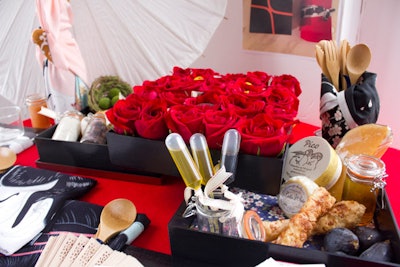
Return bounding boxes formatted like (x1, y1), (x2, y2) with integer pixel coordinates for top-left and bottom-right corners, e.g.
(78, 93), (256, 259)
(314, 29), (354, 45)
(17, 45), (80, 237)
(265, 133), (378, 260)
(135, 98), (169, 140)
(245, 71), (271, 85)
(203, 109), (240, 150)
(163, 69), (205, 92)
(172, 66), (218, 82)
(134, 75), (198, 102)
(105, 95), (142, 135)
(263, 84), (299, 120)
(220, 93), (266, 117)
(133, 79), (166, 99)
(183, 91), (223, 107)
(270, 74), (302, 97)
(264, 105), (298, 123)
(225, 71), (271, 95)
(165, 104), (213, 143)
(236, 113), (289, 157)
(157, 90), (188, 107)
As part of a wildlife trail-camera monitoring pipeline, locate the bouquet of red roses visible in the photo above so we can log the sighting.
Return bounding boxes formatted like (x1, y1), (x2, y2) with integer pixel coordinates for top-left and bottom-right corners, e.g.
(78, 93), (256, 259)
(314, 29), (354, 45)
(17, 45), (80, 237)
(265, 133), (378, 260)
(105, 67), (301, 157)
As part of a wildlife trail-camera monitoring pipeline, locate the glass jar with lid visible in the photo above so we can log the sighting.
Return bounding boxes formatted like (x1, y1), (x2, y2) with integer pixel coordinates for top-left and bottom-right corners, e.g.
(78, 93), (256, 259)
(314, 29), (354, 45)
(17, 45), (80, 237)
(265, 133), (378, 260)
(52, 110), (83, 142)
(341, 154), (387, 225)
(25, 93), (52, 129)
(80, 112), (108, 144)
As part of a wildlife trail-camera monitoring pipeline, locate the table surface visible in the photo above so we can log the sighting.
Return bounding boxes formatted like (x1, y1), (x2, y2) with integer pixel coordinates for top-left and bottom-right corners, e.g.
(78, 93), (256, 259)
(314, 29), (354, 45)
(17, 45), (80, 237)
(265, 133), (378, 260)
(14, 122), (400, 257)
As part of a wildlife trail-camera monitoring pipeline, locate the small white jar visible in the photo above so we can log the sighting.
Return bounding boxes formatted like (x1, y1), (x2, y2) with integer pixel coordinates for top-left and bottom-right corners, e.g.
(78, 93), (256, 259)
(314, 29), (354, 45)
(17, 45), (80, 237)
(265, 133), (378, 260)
(52, 110), (83, 142)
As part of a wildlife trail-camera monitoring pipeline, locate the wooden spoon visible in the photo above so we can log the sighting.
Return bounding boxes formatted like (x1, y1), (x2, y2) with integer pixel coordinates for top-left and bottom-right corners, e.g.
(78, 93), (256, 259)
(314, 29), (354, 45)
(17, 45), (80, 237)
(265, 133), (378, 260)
(95, 198), (137, 243)
(0, 147), (16, 172)
(346, 43), (371, 85)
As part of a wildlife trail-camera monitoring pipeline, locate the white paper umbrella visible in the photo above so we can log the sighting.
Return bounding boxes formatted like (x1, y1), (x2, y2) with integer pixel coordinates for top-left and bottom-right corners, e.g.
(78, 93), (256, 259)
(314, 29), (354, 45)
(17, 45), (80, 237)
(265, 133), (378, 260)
(71, 0), (227, 84)
(0, 0), (227, 115)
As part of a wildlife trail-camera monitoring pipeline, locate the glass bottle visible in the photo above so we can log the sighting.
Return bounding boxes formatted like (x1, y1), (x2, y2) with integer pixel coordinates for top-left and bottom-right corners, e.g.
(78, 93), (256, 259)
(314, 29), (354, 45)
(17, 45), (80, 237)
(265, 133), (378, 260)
(25, 94), (52, 129)
(341, 154), (387, 225)
(52, 110), (83, 142)
(80, 113), (108, 144)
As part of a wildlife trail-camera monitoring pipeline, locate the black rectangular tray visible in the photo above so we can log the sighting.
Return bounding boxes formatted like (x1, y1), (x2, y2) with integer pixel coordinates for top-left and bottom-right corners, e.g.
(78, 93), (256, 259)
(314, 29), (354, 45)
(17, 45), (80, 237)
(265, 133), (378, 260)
(34, 126), (166, 184)
(168, 192), (400, 267)
(35, 126), (284, 194)
(106, 131), (285, 195)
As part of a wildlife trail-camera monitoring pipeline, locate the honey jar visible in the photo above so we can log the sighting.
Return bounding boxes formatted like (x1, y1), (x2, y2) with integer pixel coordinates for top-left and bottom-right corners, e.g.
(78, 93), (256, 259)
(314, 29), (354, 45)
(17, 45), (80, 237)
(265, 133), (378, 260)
(25, 94), (52, 129)
(341, 154), (387, 225)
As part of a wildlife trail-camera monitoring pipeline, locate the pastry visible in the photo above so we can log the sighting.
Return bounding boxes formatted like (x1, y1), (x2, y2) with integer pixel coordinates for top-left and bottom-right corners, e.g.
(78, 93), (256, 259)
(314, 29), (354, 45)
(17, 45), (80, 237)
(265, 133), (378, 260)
(312, 200), (366, 235)
(274, 187), (336, 247)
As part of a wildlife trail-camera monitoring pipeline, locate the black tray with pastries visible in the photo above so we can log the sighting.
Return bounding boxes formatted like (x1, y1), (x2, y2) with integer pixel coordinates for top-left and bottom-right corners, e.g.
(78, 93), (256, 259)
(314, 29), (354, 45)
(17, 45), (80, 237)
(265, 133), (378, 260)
(168, 190), (400, 267)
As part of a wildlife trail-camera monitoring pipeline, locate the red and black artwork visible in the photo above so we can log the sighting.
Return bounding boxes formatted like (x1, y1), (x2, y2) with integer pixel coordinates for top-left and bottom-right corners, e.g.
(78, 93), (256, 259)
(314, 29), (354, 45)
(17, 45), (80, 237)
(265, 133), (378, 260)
(250, 0), (294, 35)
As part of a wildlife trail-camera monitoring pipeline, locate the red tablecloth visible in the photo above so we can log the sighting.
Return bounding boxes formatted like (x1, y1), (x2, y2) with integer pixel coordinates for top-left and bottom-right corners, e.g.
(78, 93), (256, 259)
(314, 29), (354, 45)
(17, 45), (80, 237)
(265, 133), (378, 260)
(14, 122), (400, 255)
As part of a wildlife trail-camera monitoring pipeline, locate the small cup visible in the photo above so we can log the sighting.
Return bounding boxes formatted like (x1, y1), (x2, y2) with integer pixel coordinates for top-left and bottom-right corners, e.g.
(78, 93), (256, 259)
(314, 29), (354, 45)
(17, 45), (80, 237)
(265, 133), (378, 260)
(0, 106), (24, 142)
(194, 196), (240, 237)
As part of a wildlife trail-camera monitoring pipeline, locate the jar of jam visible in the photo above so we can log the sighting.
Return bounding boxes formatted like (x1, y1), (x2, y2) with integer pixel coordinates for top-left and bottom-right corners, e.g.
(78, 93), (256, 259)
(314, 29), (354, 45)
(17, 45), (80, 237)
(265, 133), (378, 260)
(80, 112), (108, 144)
(52, 110), (83, 142)
(25, 94), (52, 129)
(341, 154), (387, 225)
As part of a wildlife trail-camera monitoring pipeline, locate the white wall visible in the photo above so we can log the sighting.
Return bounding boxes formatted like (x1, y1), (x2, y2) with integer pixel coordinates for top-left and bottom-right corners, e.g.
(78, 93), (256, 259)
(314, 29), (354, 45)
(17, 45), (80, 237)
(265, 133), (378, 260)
(191, 0), (400, 150)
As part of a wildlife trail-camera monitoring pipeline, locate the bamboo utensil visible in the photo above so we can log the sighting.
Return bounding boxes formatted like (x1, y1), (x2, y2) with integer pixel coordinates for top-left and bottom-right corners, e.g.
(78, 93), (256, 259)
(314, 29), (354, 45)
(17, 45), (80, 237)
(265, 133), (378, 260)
(95, 198), (137, 243)
(315, 40), (372, 90)
(324, 40), (340, 90)
(346, 43), (372, 85)
(339, 40), (351, 90)
(315, 41), (331, 82)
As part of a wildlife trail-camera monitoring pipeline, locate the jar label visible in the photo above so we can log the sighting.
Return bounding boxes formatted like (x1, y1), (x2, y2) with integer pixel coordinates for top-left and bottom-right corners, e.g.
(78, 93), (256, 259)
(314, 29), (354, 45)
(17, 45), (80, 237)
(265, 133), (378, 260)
(282, 136), (340, 189)
(279, 183), (308, 217)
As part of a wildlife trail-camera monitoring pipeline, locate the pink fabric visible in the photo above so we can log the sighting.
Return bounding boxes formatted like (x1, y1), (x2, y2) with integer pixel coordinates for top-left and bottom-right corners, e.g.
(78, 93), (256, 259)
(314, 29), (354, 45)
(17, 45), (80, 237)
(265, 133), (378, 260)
(35, 0), (88, 96)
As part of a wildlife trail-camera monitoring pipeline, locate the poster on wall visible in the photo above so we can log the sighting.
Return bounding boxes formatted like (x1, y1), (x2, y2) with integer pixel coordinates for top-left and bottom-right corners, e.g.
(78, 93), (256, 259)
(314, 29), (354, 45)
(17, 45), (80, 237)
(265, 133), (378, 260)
(243, 0), (340, 57)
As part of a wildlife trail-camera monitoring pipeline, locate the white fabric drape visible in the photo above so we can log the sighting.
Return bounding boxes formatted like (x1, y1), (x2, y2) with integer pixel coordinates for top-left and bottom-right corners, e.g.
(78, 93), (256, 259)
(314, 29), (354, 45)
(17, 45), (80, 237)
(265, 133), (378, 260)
(0, 0), (42, 116)
(0, 0), (227, 117)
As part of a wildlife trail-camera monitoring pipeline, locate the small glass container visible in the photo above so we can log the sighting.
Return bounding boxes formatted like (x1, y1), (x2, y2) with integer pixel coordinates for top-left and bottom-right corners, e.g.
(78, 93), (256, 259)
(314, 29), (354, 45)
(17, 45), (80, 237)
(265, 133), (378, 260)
(194, 196), (240, 237)
(25, 94), (52, 129)
(80, 113), (108, 144)
(341, 154), (387, 225)
(0, 106), (24, 142)
(52, 110), (83, 142)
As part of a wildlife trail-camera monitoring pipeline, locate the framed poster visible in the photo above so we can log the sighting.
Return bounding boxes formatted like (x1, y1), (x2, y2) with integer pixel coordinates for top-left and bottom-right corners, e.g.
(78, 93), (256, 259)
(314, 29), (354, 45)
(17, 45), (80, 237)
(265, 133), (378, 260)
(243, 0), (340, 57)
